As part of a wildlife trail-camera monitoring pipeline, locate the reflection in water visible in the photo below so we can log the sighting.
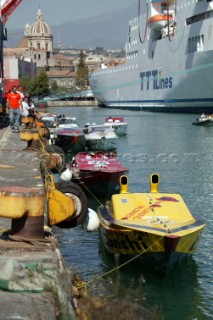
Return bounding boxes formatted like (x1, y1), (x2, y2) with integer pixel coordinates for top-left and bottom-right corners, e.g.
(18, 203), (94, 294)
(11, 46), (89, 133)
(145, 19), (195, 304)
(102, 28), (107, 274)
(99, 238), (210, 320)
(49, 107), (213, 320)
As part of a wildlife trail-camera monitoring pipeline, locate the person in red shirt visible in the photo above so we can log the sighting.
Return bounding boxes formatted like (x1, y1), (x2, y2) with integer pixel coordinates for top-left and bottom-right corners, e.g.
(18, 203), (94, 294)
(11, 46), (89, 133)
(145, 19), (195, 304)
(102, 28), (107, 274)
(6, 86), (22, 133)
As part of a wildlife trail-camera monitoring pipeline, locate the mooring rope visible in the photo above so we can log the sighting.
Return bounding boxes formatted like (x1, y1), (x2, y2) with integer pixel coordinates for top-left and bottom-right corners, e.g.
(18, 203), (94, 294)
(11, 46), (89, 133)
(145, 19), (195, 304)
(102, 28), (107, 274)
(84, 235), (164, 287)
(72, 175), (104, 206)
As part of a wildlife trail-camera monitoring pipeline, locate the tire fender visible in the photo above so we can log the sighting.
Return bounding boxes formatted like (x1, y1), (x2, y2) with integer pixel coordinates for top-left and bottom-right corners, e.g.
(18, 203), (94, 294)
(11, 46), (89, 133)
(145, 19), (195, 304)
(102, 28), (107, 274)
(55, 182), (88, 228)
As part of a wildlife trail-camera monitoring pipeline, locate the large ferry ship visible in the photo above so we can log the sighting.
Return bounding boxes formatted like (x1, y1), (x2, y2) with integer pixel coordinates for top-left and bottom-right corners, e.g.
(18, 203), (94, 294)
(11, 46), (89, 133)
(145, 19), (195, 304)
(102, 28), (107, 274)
(89, 0), (213, 112)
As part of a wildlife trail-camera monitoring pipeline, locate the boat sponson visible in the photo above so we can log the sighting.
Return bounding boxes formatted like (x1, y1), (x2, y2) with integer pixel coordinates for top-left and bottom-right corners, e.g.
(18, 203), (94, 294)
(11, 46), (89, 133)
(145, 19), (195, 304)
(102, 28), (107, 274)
(111, 192), (191, 221)
(99, 206), (205, 275)
(105, 192), (205, 236)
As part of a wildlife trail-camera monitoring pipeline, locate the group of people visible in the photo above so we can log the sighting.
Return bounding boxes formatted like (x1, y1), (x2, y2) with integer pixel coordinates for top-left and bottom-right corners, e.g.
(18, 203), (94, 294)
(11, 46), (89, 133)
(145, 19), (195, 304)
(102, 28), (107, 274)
(6, 85), (36, 133)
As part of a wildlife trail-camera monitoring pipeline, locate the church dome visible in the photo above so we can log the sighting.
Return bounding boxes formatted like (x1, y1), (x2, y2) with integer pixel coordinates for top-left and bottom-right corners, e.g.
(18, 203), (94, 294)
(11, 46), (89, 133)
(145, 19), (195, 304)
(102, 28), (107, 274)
(29, 8), (52, 35)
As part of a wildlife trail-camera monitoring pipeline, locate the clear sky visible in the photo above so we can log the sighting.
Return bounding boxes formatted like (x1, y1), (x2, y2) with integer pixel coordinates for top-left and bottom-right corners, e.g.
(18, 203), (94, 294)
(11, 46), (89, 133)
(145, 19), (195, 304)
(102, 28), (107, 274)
(4, 0), (136, 30)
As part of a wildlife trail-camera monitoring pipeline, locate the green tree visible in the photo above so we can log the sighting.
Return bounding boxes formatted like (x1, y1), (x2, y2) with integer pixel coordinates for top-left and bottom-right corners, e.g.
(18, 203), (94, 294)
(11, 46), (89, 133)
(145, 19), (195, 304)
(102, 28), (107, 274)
(19, 75), (31, 93)
(29, 77), (39, 97)
(75, 50), (88, 89)
(51, 80), (59, 94)
(19, 68), (50, 97)
(19, 75), (38, 96)
(36, 67), (50, 96)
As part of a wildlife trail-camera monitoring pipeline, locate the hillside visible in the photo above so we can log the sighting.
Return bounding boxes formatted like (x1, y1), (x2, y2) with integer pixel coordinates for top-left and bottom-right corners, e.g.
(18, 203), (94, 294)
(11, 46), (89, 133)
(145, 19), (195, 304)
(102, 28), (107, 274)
(6, 3), (137, 49)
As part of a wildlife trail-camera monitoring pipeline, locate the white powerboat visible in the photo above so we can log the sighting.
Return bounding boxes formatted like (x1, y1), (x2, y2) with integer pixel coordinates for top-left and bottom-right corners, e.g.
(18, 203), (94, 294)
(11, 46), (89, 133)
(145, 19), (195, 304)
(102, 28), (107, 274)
(84, 124), (118, 151)
(104, 116), (127, 136)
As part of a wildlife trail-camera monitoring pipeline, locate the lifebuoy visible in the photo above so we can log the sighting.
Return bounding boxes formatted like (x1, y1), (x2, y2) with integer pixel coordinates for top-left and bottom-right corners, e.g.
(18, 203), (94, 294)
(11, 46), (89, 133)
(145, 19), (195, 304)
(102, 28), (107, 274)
(55, 181), (88, 228)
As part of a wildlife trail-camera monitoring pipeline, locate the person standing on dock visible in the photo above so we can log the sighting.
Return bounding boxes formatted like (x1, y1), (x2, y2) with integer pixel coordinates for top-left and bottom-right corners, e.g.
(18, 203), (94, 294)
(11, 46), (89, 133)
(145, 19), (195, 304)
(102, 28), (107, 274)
(17, 85), (25, 99)
(21, 96), (37, 117)
(6, 86), (22, 133)
(21, 96), (31, 117)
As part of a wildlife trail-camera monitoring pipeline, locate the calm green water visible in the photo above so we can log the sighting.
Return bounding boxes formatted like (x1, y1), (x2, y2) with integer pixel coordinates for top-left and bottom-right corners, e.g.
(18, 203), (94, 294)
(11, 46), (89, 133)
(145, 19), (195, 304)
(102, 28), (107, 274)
(50, 106), (213, 320)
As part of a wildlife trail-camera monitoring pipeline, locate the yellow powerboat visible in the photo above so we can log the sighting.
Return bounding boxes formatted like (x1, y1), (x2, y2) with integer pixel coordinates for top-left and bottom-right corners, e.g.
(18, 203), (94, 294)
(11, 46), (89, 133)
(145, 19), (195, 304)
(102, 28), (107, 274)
(98, 174), (205, 276)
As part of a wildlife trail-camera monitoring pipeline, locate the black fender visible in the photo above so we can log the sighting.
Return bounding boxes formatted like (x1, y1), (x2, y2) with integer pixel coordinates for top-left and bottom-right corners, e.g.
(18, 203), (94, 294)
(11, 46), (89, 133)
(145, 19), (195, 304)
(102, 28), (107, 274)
(55, 181), (88, 228)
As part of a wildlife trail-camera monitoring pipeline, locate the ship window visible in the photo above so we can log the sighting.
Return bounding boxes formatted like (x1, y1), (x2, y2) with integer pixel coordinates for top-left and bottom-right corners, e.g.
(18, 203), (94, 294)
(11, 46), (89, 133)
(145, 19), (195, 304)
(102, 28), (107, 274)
(186, 10), (213, 25)
(194, 37), (197, 51)
(197, 36), (201, 51)
(201, 35), (204, 50)
(193, 37), (197, 52)
(188, 34), (204, 53)
(188, 38), (192, 53)
(208, 25), (212, 40)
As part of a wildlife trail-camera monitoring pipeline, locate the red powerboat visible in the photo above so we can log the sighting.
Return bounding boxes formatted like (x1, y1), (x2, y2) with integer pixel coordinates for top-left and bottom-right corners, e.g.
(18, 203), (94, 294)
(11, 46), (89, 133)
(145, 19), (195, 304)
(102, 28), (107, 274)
(69, 151), (129, 199)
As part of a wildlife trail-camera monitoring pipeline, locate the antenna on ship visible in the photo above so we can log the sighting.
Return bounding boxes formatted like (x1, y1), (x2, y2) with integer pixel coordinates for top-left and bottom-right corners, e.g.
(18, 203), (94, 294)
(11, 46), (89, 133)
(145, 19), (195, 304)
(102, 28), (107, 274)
(57, 30), (62, 50)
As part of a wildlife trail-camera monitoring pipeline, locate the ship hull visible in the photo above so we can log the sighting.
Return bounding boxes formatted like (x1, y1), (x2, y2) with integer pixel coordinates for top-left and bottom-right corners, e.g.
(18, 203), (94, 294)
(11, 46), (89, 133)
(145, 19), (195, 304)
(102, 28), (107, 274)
(55, 135), (86, 154)
(99, 104), (213, 113)
(85, 138), (117, 151)
(70, 151), (129, 198)
(90, 54), (213, 113)
(99, 207), (205, 277)
(89, 1), (213, 113)
(72, 170), (128, 199)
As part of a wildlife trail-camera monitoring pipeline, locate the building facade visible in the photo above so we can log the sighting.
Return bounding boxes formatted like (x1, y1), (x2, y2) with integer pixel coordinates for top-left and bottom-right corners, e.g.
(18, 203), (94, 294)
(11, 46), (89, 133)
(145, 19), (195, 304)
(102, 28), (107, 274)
(24, 8), (53, 68)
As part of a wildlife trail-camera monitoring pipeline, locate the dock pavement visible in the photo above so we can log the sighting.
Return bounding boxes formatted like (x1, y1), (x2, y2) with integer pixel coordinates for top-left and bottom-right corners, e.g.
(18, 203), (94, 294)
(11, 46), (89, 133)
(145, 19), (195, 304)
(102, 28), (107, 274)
(0, 121), (76, 320)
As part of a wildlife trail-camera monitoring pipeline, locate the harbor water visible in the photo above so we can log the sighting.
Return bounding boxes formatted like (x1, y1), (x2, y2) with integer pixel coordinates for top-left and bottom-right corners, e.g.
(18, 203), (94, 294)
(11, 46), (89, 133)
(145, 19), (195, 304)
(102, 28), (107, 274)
(49, 106), (212, 320)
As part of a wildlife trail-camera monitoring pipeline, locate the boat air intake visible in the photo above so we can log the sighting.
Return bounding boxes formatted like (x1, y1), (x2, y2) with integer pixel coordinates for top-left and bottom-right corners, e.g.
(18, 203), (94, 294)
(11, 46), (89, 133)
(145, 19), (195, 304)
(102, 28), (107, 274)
(150, 173), (160, 193)
(120, 175), (128, 193)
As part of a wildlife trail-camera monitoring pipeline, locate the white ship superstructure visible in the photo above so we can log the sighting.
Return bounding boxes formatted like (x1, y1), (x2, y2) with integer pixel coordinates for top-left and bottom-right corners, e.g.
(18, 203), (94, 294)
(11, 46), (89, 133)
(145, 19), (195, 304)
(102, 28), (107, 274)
(89, 0), (213, 112)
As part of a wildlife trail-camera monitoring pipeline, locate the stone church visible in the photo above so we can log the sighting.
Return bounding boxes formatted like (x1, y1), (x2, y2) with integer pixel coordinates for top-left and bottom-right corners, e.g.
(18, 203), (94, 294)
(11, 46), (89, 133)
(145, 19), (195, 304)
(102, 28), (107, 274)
(23, 8), (53, 68)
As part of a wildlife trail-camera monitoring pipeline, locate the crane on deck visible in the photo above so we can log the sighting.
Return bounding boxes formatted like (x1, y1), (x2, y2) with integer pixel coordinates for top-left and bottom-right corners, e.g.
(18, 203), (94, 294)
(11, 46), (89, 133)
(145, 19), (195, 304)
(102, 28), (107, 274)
(0, 0), (23, 82)
(1, 0), (24, 25)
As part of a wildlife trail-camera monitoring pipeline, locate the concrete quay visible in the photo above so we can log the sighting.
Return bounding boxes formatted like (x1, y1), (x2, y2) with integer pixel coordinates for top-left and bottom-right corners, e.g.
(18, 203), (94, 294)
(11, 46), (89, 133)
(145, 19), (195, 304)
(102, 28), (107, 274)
(0, 122), (76, 320)
(47, 100), (99, 107)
